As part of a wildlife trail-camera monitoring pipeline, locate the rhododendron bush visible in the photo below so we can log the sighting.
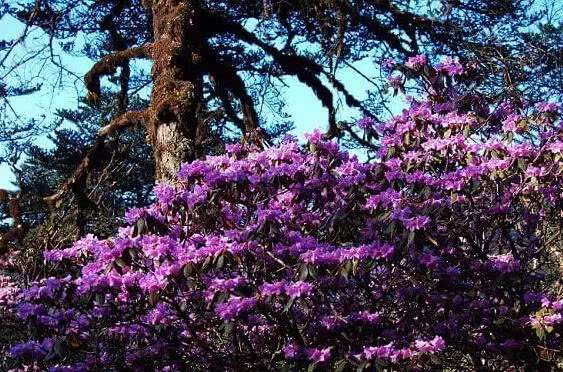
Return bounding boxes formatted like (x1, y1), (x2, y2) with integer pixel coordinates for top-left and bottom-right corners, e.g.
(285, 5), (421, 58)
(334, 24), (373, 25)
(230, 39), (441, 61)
(7, 59), (563, 370)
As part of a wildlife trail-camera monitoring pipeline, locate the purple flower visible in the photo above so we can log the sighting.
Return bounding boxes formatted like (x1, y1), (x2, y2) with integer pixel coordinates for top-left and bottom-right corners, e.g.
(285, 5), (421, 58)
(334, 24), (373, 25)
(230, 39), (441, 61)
(544, 313), (562, 326)
(139, 274), (168, 294)
(405, 54), (427, 70)
(260, 281), (287, 297)
(436, 57), (464, 76)
(387, 74), (403, 88)
(414, 336), (446, 354)
(361, 343), (397, 361)
(304, 129), (324, 144)
(487, 253), (519, 273)
(321, 315), (343, 330)
(307, 347), (331, 363)
(124, 207), (145, 224)
(419, 252), (441, 268)
(10, 338), (53, 360)
(403, 215), (430, 231)
(154, 183), (176, 205)
(283, 343), (300, 359)
(10, 59), (563, 370)
(500, 339), (520, 351)
(285, 281), (313, 299)
(381, 57), (396, 71)
(215, 296), (257, 321)
(350, 311), (381, 325)
(536, 101), (560, 113)
(357, 117), (376, 129)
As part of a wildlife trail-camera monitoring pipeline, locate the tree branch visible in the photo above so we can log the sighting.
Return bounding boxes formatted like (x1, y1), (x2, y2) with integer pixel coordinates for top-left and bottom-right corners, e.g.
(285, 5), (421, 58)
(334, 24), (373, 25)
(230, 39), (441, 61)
(209, 76), (246, 133)
(207, 12), (337, 134)
(202, 47), (260, 135)
(44, 111), (148, 207)
(84, 44), (152, 105)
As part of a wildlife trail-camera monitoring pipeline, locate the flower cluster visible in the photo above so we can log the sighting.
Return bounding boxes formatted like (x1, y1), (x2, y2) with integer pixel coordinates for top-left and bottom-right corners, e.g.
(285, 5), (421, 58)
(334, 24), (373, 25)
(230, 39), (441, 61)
(0, 274), (20, 310)
(10, 59), (563, 370)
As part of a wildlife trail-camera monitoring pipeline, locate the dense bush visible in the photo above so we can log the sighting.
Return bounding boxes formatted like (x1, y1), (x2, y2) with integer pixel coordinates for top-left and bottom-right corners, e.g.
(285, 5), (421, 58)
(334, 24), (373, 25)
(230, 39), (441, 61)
(6, 59), (563, 370)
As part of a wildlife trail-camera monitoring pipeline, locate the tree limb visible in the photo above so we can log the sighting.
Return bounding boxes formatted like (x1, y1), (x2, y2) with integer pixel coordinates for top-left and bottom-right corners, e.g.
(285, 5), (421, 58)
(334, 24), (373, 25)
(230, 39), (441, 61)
(207, 12), (337, 134)
(202, 47), (260, 135)
(84, 44), (152, 105)
(44, 111), (148, 207)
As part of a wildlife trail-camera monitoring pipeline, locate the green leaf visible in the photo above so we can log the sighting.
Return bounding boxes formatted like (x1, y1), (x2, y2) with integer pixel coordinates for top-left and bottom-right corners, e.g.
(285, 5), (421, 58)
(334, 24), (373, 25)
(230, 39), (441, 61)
(127, 248), (139, 260)
(202, 256), (212, 271)
(308, 265), (318, 279)
(148, 292), (160, 306)
(506, 131), (514, 144)
(407, 231), (416, 246)
(535, 326), (546, 340)
(356, 361), (370, 372)
(463, 125), (471, 137)
(186, 277), (197, 290)
(299, 264), (309, 281)
(352, 259), (359, 276)
(135, 218), (146, 236)
(404, 132), (411, 146)
(224, 322), (234, 337)
(183, 263), (193, 278)
(334, 359), (348, 372)
(216, 254), (225, 269)
(104, 262), (116, 274)
(115, 258), (128, 268)
(283, 297), (295, 313)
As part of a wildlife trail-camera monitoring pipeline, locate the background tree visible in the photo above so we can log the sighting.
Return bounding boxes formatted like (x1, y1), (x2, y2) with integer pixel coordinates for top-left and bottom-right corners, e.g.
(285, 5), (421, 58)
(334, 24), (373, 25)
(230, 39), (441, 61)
(4, 0), (562, 186)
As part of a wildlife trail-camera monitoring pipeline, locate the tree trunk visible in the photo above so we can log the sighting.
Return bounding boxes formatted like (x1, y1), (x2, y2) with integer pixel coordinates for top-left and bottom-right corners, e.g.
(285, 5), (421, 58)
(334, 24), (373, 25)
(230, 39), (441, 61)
(148, 0), (204, 183)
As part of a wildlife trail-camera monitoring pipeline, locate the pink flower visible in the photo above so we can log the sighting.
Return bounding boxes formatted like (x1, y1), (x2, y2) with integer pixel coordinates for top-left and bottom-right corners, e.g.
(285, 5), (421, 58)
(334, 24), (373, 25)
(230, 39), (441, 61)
(405, 54), (427, 70)
(357, 117), (376, 129)
(414, 336), (446, 354)
(307, 347), (331, 363)
(436, 57), (464, 76)
(536, 101), (560, 113)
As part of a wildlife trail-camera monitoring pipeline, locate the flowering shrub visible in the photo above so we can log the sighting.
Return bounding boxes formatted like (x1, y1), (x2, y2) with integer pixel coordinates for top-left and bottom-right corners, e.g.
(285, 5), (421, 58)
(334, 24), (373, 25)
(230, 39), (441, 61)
(0, 274), (20, 311)
(9, 59), (563, 370)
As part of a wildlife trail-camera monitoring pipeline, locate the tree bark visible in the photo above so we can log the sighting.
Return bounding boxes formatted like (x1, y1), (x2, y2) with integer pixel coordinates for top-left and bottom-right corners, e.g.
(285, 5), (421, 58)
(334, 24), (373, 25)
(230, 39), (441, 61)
(148, 0), (204, 183)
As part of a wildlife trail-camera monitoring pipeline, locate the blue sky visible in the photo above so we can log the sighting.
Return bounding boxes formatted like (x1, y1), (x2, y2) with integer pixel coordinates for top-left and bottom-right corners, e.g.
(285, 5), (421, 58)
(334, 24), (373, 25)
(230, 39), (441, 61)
(0, 13), (392, 191)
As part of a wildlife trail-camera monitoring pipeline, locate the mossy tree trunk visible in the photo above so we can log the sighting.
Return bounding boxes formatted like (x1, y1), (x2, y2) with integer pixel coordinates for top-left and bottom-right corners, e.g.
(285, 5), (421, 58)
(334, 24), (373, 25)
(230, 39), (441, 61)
(148, 0), (205, 183)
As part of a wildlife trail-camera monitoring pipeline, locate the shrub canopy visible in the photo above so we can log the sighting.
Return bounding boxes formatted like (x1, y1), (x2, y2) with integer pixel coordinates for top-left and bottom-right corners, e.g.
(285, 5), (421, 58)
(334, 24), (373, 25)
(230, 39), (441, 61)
(8, 59), (563, 371)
